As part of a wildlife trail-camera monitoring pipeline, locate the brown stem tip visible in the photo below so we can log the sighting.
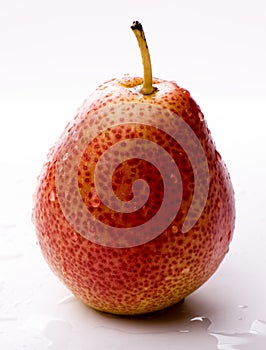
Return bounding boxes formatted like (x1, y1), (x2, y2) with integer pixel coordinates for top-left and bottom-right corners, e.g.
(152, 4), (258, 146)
(131, 21), (143, 32)
(131, 21), (157, 95)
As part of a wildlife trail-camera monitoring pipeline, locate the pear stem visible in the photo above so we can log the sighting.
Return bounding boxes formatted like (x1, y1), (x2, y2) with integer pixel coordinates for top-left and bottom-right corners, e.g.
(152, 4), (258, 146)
(131, 21), (157, 95)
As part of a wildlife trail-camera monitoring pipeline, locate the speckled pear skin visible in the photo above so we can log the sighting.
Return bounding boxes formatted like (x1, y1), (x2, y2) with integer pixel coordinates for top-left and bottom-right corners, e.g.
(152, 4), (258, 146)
(32, 75), (235, 315)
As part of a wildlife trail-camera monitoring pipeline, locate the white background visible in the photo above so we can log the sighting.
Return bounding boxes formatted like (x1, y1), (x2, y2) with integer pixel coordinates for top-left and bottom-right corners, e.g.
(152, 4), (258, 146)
(1, 0), (266, 349)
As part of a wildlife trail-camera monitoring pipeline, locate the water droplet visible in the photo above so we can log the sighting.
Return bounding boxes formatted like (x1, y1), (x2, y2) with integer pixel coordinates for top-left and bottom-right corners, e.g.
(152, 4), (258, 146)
(198, 111), (204, 121)
(90, 222), (96, 233)
(91, 191), (100, 208)
(217, 199), (222, 208)
(62, 263), (67, 277)
(49, 190), (55, 202)
(62, 153), (69, 161)
(71, 232), (78, 242)
(215, 150), (222, 161)
(42, 231), (51, 241)
(170, 173), (178, 184)
(92, 198), (100, 208)
(56, 166), (62, 175)
(190, 316), (206, 322)
(171, 225), (178, 233)
(182, 267), (190, 274)
(67, 125), (74, 133)
(181, 89), (190, 97)
(185, 108), (193, 117)
(238, 304), (248, 309)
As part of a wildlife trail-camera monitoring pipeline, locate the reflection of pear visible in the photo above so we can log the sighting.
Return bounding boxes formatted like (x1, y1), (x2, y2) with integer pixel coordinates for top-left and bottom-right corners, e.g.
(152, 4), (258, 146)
(32, 21), (235, 315)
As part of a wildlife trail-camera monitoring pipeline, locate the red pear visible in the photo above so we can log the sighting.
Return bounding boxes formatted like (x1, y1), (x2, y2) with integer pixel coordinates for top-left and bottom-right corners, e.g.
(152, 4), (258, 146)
(32, 21), (235, 315)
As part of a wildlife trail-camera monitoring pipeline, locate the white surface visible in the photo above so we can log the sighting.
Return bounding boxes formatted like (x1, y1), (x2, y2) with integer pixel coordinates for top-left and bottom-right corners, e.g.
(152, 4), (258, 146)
(1, 0), (266, 349)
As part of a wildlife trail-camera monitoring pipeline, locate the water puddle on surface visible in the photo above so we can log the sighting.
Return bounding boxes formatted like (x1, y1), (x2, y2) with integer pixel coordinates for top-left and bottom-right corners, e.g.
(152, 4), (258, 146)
(210, 320), (266, 350)
(57, 293), (77, 305)
(0, 222), (24, 260)
(42, 319), (73, 349)
(0, 252), (23, 260)
(0, 315), (18, 322)
(91, 304), (266, 350)
(21, 314), (73, 349)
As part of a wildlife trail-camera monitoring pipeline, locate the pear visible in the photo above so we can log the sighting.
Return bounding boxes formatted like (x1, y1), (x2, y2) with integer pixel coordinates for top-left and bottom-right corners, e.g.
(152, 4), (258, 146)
(32, 21), (235, 315)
